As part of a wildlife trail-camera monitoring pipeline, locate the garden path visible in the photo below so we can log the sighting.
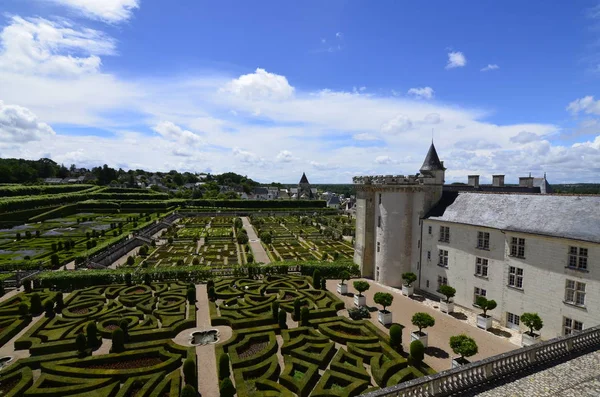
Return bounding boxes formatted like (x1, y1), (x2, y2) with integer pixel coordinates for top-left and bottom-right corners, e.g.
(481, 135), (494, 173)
(0, 313), (42, 373)
(195, 284), (221, 397)
(241, 217), (270, 264)
(327, 279), (516, 372)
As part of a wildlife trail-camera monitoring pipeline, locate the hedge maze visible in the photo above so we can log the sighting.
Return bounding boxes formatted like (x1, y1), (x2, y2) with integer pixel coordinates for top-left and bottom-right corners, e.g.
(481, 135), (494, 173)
(210, 275), (430, 396)
(0, 282), (198, 396)
(0, 291), (56, 348)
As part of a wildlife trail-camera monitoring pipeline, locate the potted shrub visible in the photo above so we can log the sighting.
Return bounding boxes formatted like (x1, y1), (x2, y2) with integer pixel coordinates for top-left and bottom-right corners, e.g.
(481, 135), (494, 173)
(374, 292), (394, 325)
(402, 272), (417, 297)
(337, 271), (350, 295)
(353, 281), (370, 307)
(438, 285), (456, 313)
(449, 334), (478, 368)
(411, 312), (435, 348)
(521, 313), (543, 346)
(475, 297), (497, 330)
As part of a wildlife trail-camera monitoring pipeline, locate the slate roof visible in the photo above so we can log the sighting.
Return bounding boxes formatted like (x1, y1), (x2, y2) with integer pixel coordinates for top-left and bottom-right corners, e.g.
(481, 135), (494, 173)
(299, 172), (310, 184)
(253, 187), (269, 195)
(327, 196), (341, 205)
(426, 192), (600, 243)
(420, 142), (445, 173)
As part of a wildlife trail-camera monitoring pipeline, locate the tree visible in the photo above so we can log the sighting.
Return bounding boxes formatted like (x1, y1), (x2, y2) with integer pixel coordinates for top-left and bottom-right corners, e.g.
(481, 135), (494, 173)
(76, 333), (87, 354)
(168, 237), (174, 244)
(411, 312), (435, 333)
(271, 301), (279, 321)
(208, 286), (216, 301)
(278, 309), (287, 329)
(439, 285), (456, 303)
(353, 281), (370, 297)
(0, 283), (4, 297)
(402, 272), (417, 287)
(183, 357), (196, 386)
(321, 252), (328, 261)
(389, 324), (402, 350)
(110, 327), (125, 353)
(219, 353), (230, 379)
(18, 302), (29, 318)
(119, 319), (129, 342)
(301, 306), (310, 326)
(144, 273), (151, 286)
(521, 313), (543, 336)
(374, 292), (394, 312)
(192, 257), (200, 266)
(51, 254), (60, 268)
(86, 322), (98, 348)
(320, 278), (326, 290)
(181, 385), (196, 397)
(293, 298), (301, 321)
(126, 256), (135, 266)
(125, 273), (132, 287)
(410, 340), (425, 365)
(44, 299), (54, 317)
(475, 297), (497, 317)
(247, 253), (254, 264)
(30, 293), (42, 315)
(220, 378), (236, 397)
(187, 287), (196, 304)
(54, 292), (64, 310)
(312, 269), (321, 289)
(23, 279), (32, 293)
(339, 271), (350, 285)
(236, 233), (248, 244)
(449, 334), (478, 359)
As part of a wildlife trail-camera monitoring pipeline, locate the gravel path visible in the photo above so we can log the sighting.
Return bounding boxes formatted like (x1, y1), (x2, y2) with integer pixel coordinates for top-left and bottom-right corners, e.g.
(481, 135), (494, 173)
(241, 217), (270, 264)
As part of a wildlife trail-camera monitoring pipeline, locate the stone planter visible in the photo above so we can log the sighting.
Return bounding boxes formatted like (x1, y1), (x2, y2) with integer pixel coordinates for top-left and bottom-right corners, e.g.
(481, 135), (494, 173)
(410, 330), (428, 348)
(378, 310), (393, 325)
(402, 284), (414, 297)
(337, 283), (348, 295)
(477, 314), (493, 330)
(354, 295), (366, 307)
(521, 332), (541, 347)
(439, 300), (454, 313)
(451, 357), (470, 369)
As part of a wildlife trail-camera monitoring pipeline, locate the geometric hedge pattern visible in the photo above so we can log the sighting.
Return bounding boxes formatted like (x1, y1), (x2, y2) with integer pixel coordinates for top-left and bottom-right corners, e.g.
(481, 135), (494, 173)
(0, 291), (56, 349)
(0, 282), (197, 396)
(210, 275), (429, 397)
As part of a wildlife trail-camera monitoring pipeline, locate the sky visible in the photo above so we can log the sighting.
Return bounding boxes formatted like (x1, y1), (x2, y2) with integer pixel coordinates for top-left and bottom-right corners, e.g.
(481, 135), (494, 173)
(0, 1), (599, 183)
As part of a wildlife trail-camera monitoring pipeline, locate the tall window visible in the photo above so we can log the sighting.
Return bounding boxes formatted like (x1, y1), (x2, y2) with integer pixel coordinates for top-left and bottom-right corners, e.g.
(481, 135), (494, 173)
(510, 237), (525, 258)
(477, 231), (490, 250)
(565, 280), (586, 306)
(508, 266), (523, 289)
(568, 247), (588, 270)
(377, 242), (380, 253)
(563, 317), (583, 335)
(438, 249), (448, 267)
(507, 312), (520, 327)
(379, 194), (382, 205)
(428, 226), (432, 235)
(439, 226), (450, 243)
(437, 276), (447, 290)
(475, 257), (488, 277)
(473, 287), (486, 303)
(378, 216), (381, 228)
(427, 251), (431, 260)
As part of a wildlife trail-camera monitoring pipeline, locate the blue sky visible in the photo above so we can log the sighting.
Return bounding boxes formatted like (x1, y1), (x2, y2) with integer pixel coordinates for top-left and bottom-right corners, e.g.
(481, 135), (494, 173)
(0, 0), (599, 183)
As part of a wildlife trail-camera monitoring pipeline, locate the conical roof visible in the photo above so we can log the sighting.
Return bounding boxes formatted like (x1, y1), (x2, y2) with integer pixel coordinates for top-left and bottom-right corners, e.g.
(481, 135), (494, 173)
(420, 142), (445, 172)
(299, 172), (309, 184)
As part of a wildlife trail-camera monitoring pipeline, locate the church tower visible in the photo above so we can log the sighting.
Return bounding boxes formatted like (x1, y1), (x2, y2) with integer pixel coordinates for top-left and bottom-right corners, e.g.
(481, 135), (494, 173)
(353, 143), (445, 287)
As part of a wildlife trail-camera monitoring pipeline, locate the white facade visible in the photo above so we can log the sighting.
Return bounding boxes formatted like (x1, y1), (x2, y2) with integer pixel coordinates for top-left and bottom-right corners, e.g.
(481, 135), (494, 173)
(420, 220), (599, 340)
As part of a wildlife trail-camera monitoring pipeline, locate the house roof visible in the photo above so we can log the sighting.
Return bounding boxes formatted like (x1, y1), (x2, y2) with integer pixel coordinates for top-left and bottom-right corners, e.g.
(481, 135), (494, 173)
(426, 192), (600, 243)
(253, 187), (269, 195)
(327, 196), (341, 205)
(420, 142), (445, 173)
(299, 172), (310, 184)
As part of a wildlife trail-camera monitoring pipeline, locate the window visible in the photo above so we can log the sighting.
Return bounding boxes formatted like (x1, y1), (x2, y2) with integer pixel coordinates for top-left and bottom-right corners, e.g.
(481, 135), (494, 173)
(474, 287), (486, 303)
(563, 317), (583, 335)
(477, 231), (490, 250)
(426, 280), (430, 288)
(565, 280), (586, 306)
(427, 251), (431, 260)
(437, 276), (447, 290)
(438, 249), (448, 267)
(428, 226), (432, 235)
(475, 257), (488, 277)
(378, 216), (381, 228)
(376, 266), (380, 281)
(439, 226), (450, 243)
(507, 312), (520, 328)
(379, 194), (382, 204)
(377, 242), (380, 253)
(510, 237), (525, 258)
(568, 247), (588, 270)
(508, 266), (523, 289)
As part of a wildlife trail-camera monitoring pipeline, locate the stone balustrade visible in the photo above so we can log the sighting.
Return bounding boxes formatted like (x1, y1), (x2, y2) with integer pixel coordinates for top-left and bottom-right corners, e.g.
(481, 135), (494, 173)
(362, 325), (600, 397)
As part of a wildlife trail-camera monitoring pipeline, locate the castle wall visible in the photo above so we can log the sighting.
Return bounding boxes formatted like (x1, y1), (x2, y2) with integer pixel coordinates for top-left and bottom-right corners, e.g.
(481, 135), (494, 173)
(354, 188), (375, 278)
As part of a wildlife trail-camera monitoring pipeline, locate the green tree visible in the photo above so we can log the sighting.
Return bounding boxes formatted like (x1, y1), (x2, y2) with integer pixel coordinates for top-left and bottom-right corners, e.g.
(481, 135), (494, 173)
(271, 301), (279, 321)
(86, 321), (98, 348)
(374, 292), (394, 312)
(353, 281), (370, 296)
(278, 309), (287, 329)
(301, 306), (310, 326)
(521, 313), (543, 336)
(18, 302), (29, 318)
(439, 285), (456, 303)
(23, 279), (32, 293)
(54, 292), (64, 310)
(219, 353), (230, 379)
(389, 324), (402, 351)
(181, 385), (196, 397)
(44, 299), (54, 317)
(312, 269), (321, 289)
(475, 296), (497, 317)
(220, 378), (236, 397)
(449, 334), (478, 359)
(187, 287), (196, 304)
(51, 254), (60, 268)
(293, 298), (301, 321)
(236, 233), (249, 244)
(126, 256), (135, 266)
(411, 312), (435, 333)
(119, 319), (129, 342)
(339, 271), (350, 285)
(125, 273), (132, 287)
(110, 327), (125, 353)
(410, 340), (425, 365)
(30, 293), (42, 315)
(76, 333), (87, 354)
(183, 357), (196, 386)
(402, 272), (417, 287)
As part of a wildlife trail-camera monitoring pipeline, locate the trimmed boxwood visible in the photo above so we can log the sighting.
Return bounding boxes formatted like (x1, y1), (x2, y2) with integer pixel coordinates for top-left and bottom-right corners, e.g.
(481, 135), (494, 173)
(232, 355), (279, 397)
(279, 355), (319, 397)
(310, 369), (370, 397)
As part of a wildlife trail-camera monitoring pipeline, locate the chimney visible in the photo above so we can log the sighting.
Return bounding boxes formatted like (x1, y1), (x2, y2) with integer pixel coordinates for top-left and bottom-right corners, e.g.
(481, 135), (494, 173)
(467, 175), (480, 188)
(492, 175), (505, 187)
(519, 177), (534, 188)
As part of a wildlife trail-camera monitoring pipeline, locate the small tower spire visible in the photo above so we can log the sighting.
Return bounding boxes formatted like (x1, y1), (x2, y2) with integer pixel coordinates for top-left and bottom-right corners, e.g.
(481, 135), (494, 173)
(420, 142), (445, 173)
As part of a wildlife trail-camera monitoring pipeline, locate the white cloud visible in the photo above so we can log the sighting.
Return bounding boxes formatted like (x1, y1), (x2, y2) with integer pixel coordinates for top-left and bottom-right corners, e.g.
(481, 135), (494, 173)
(407, 87), (434, 99)
(276, 150), (294, 162)
(423, 113), (441, 124)
(310, 161), (338, 170)
(0, 100), (55, 143)
(375, 155), (395, 164)
(172, 148), (193, 157)
(509, 131), (542, 144)
(47, 0), (140, 23)
(336, 32), (343, 38)
(152, 121), (202, 145)
(381, 115), (413, 134)
(481, 64), (499, 72)
(222, 68), (295, 100)
(353, 132), (379, 141)
(567, 96), (600, 116)
(233, 147), (264, 165)
(446, 51), (467, 69)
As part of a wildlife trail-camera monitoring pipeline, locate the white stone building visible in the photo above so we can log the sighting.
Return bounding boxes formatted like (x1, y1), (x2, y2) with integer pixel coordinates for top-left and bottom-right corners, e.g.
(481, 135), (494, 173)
(354, 143), (600, 340)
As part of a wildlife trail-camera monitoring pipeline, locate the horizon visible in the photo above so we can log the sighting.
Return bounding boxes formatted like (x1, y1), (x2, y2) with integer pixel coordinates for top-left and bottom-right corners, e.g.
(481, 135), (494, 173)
(1, 1), (600, 184)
